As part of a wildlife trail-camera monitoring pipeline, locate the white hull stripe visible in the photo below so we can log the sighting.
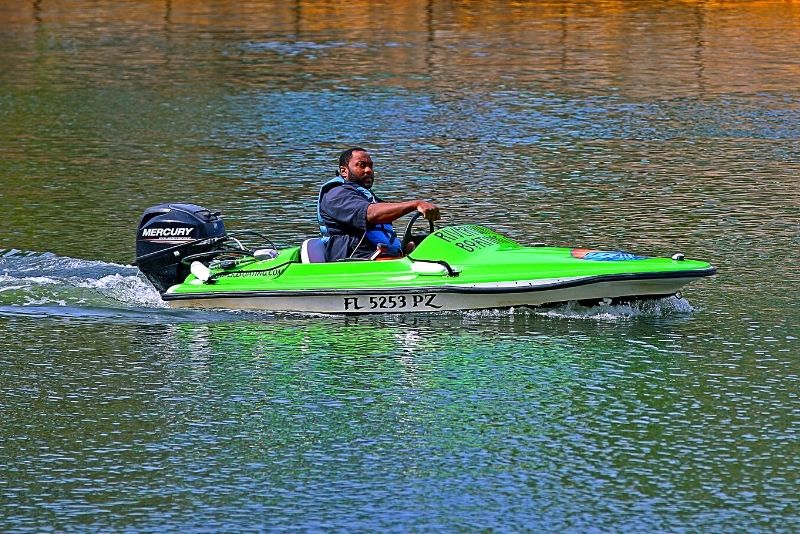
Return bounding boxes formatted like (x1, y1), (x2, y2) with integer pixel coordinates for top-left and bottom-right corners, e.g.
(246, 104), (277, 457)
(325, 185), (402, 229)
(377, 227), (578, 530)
(163, 269), (715, 313)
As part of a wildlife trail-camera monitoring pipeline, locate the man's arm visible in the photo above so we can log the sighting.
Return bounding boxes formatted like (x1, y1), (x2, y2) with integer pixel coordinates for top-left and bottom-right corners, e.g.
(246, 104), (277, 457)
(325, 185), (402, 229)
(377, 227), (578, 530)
(367, 200), (440, 225)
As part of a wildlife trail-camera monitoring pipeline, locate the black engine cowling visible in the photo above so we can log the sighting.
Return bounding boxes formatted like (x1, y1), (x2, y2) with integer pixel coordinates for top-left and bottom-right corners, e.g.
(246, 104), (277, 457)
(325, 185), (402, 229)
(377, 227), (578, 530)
(135, 203), (226, 293)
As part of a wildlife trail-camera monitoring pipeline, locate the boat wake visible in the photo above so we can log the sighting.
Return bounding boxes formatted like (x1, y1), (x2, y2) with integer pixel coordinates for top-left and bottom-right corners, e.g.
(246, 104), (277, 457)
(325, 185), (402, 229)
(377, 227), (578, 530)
(0, 248), (160, 302)
(0, 249), (247, 322)
(530, 296), (694, 321)
(444, 296), (694, 322)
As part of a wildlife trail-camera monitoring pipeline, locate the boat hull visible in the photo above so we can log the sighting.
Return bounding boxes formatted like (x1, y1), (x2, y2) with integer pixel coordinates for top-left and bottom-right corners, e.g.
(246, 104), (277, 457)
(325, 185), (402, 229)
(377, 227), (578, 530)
(163, 272), (710, 314)
(157, 224), (716, 314)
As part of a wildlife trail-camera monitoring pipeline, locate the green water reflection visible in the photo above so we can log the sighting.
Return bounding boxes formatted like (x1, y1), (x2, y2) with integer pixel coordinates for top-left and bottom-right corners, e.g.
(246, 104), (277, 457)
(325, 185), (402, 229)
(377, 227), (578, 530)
(3, 311), (797, 530)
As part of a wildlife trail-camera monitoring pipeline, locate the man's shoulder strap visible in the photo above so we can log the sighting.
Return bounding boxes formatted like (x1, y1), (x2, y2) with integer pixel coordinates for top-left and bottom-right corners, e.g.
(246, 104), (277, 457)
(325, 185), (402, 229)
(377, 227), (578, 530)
(317, 177), (344, 240)
(319, 176), (344, 199)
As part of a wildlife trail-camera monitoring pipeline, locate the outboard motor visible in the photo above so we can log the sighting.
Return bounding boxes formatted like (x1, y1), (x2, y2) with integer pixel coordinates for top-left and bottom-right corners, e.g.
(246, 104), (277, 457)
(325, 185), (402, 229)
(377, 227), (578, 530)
(135, 203), (227, 293)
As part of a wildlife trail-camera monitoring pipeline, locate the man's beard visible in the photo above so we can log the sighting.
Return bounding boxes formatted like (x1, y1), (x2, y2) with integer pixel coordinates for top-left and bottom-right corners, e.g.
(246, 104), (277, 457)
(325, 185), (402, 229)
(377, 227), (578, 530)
(350, 173), (374, 189)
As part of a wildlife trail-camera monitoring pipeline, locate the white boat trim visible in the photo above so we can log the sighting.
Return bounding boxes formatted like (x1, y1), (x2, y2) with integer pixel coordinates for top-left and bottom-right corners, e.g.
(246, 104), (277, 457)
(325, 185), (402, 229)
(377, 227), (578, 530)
(163, 270), (714, 314)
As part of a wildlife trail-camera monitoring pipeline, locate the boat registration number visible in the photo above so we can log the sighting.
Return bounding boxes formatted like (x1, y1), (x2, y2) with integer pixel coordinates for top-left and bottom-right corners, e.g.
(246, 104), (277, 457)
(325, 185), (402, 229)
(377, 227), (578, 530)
(342, 294), (441, 312)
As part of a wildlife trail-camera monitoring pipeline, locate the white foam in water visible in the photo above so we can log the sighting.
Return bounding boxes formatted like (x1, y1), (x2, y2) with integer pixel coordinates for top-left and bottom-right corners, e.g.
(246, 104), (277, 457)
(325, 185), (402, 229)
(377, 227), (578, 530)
(375, 297), (694, 322)
(23, 296), (68, 307)
(6, 276), (61, 286)
(534, 296), (694, 321)
(0, 285), (26, 293)
(74, 273), (167, 308)
(0, 249), (52, 259)
(0, 251), (167, 309)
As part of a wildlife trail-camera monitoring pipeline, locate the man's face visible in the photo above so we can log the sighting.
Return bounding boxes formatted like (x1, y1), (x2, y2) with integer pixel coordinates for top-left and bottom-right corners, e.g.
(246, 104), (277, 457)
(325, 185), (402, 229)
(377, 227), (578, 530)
(341, 150), (375, 189)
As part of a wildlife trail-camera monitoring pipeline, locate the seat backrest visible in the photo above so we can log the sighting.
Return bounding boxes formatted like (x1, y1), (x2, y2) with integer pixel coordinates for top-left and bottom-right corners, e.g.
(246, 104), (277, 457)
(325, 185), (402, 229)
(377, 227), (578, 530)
(301, 238), (326, 263)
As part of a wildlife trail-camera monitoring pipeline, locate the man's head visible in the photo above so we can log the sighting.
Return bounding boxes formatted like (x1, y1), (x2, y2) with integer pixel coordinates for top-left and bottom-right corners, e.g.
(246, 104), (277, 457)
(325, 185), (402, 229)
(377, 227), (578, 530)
(338, 147), (374, 189)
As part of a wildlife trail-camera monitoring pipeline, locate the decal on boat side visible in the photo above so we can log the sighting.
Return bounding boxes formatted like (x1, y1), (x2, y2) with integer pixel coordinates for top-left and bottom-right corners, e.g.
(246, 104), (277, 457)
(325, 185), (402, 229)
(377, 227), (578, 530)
(432, 225), (519, 253)
(217, 266), (288, 278)
(343, 294), (442, 311)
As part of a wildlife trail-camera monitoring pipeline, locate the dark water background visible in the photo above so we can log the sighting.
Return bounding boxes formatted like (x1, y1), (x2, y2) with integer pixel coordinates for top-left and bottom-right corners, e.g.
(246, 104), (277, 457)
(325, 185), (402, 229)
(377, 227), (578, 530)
(1, 1), (799, 531)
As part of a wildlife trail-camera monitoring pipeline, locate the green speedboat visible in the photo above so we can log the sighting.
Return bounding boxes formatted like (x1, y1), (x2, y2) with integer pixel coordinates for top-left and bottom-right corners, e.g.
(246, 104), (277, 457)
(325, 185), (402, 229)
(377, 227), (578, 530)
(135, 203), (716, 314)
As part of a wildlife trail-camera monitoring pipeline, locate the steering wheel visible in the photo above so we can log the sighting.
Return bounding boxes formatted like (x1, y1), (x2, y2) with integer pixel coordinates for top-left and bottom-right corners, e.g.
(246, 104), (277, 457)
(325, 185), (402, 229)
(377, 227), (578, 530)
(401, 211), (435, 254)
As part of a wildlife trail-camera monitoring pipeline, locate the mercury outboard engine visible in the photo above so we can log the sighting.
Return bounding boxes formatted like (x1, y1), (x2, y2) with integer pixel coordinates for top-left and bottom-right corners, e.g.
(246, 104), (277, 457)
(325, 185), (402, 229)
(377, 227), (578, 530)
(135, 203), (227, 293)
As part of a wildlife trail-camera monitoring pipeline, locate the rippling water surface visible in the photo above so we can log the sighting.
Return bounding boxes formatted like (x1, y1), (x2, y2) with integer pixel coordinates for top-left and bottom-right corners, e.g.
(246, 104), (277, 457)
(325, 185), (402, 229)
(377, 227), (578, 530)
(1, 1), (799, 531)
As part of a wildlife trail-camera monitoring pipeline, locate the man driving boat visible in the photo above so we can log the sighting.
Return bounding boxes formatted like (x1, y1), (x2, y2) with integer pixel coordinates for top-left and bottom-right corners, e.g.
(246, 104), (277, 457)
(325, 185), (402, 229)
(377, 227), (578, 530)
(317, 147), (440, 261)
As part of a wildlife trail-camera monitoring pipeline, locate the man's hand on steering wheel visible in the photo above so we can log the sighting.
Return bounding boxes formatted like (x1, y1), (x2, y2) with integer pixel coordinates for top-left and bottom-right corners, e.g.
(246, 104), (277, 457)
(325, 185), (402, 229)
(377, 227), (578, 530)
(415, 201), (440, 222)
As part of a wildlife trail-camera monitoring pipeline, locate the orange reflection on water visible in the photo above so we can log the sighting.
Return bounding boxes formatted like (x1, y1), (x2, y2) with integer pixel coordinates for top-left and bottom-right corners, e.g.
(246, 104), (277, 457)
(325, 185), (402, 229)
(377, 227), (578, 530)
(2, 1), (800, 96)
